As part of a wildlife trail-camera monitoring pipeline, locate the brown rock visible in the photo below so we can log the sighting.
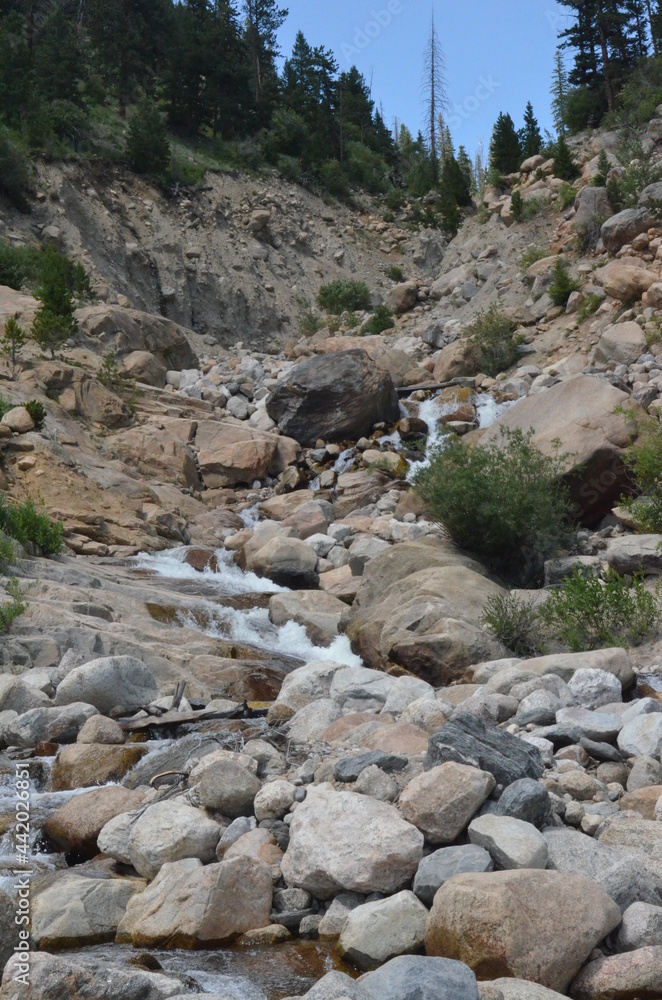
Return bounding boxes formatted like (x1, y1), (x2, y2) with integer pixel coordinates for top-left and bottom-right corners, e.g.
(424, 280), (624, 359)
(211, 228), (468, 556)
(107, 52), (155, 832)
(433, 340), (476, 383)
(52, 744), (149, 791)
(77, 304), (198, 370)
(183, 547), (219, 573)
(425, 870), (621, 992)
(594, 262), (659, 302)
(44, 785), (149, 857)
(570, 946), (662, 999)
(111, 418), (200, 488)
(1, 407), (34, 433)
(224, 828), (284, 880)
(400, 762), (495, 844)
(121, 350), (167, 387)
(619, 785), (662, 820)
(362, 723), (429, 755)
(77, 715), (125, 745)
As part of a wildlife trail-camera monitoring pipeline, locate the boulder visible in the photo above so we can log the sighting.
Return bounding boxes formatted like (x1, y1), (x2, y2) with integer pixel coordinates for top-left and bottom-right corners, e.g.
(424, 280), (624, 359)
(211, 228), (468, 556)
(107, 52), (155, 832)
(601, 208), (654, 253)
(266, 349), (399, 446)
(281, 784), (423, 898)
(0, 675), (50, 714)
(494, 777), (552, 828)
(468, 815), (548, 870)
(43, 785), (149, 858)
(432, 339), (477, 383)
(568, 668), (623, 710)
(251, 536), (319, 588)
(77, 715), (125, 744)
(386, 281), (419, 314)
(302, 971), (374, 1000)
(126, 801), (221, 878)
(269, 591), (345, 647)
(0, 952), (184, 999)
(479, 375), (635, 525)
(426, 870), (621, 992)
(0, 702), (99, 748)
(337, 891), (428, 970)
(616, 902), (662, 951)
(196, 420), (300, 489)
(413, 845), (493, 906)
(54, 656), (159, 715)
(487, 981), (570, 1000)
(117, 856), (272, 947)
(77, 304), (198, 369)
(362, 955), (480, 1000)
(544, 827), (662, 911)
(197, 759), (261, 817)
(574, 187), (611, 237)
(618, 714), (662, 757)
(593, 322), (647, 365)
(31, 875), (139, 948)
(110, 419), (201, 489)
(570, 947), (662, 1000)
(121, 350), (167, 387)
(75, 377), (132, 428)
(52, 743), (148, 791)
(425, 714), (544, 787)
(1, 407), (34, 433)
(399, 762), (495, 845)
(594, 262), (659, 302)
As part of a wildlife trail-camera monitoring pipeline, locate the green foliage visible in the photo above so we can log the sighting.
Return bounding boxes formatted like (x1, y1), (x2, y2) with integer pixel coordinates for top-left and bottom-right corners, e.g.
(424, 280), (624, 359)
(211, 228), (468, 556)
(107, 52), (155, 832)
(0, 243), (40, 290)
(414, 427), (572, 583)
(317, 279), (371, 315)
(1, 314), (25, 371)
(577, 294), (603, 324)
(558, 183), (578, 209)
(319, 159), (349, 198)
(553, 134), (579, 181)
(489, 112), (521, 174)
(0, 127), (31, 211)
(481, 592), (544, 657)
(127, 101), (171, 176)
(31, 309), (74, 358)
(25, 399), (46, 429)
(31, 246), (81, 358)
(520, 247), (550, 270)
(618, 409), (662, 532)
(385, 188), (405, 212)
(0, 393), (14, 420)
(386, 265), (406, 282)
(522, 194), (548, 219)
(344, 141), (388, 194)
(593, 150), (611, 187)
(97, 352), (129, 394)
(510, 189), (524, 222)
(519, 101), (542, 160)
(0, 495), (63, 556)
(610, 137), (662, 209)
(564, 85), (609, 134)
(538, 568), (660, 652)
(0, 578), (26, 635)
(0, 536), (14, 569)
(362, 304), (395, 336)
(549, 259), (581, 307)
(467, 305), (525, 378)
(296, 298), (324, 338)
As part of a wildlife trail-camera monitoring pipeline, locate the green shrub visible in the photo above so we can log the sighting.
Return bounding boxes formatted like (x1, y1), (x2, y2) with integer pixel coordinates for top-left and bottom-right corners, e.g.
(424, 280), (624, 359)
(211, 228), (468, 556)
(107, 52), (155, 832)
(126, 101), (171, 177)
(558, 183), (578, 209)
(167, 155), (207, 187)
(520, 247), (550, 271)
(31, 308), (75, 358)
(611, 138), (661, 209)
(0, 127), (32, 212)
(481, 592), (544, 657)
(510, 190), (524, 222)
(467, 305), (525, 377)
(414, 427), (572, 583)
(549, 259), (581, 308)
(0, 495), (63, 556)
(0, 243), (41, 290)
(362, 304), (395, 336)
(296, 297), (324, 338)
(0, 537), (14, 568)
(345, 141), (388, 194)
(538, 567), (660, 651)
(0, 578), (26, 635)
(386, 265), (406, 282)
(318, 279), (371, 315)
(577, 294), (603, 324)
(319, 160), (349, 198)
(385, 188), (405, 212)
(1, 315), (26, 371)
(618, 409), (662, 532)
(0, 393), (14, 420)
(523, 194), (548, 219)
(31, 245), (81, 357)
(592, 150), (611, 187)
(25, 399), (46, 428)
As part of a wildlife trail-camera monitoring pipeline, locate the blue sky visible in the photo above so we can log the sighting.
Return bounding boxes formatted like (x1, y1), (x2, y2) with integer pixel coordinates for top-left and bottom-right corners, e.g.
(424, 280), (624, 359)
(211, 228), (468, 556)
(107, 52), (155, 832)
(277, 0), (569, 158)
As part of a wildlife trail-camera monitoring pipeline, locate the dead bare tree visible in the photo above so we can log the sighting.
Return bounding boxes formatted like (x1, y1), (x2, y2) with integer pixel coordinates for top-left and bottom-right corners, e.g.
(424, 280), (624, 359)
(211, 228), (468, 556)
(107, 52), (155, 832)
(421, 7), (448, 171)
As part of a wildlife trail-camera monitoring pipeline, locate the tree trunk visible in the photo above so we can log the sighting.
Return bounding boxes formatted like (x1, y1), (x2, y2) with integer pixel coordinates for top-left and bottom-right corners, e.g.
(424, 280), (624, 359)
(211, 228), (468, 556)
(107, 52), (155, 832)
(647, 0), (660, 54)
(598, 22), (616, 112)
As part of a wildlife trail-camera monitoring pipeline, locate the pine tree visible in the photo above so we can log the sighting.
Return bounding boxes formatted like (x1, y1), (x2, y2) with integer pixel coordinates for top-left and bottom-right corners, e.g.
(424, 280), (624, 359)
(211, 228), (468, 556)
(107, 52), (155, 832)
(1, 314), (25, 372)
(437, 113), (454, 165)
(440, 154), (472, 207)
(474, 140), (487, 197)
(489, 112), (521, 175)
(126, 100), (171, 175)
(519, 102), (542, 159)
(457, 146), (473, 193)
(553, 132), (579, 180)
(31, 247), (78, 359)
(243, 0), (288, 123)
(551, 48), (569, 135)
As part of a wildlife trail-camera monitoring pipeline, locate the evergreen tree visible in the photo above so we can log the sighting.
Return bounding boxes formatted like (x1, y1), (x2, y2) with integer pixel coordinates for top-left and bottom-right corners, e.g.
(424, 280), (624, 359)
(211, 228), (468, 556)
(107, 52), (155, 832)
(553, 132), (579, 180)
(283, 32), (337, 162)
(126, 100), (171, 175)
(243, 0), (288, 124)
(551, 48), (569, 135)
(440, 153), (472, 207)
(32, 248), (79, 358)
(437, 113), (454, 165)
(1, 314), (25, 372)
(489, 112), (521, 175)
(473, 140), (487, 197)
(519, 102), (542, 159)
(457, 145), (473, 193)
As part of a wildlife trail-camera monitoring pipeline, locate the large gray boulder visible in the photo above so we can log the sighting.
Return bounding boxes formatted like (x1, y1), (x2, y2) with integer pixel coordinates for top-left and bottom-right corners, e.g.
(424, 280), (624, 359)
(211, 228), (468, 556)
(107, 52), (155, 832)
(31, 875), (138, 948)
(125, 801), (221, 878)
(0, 702), (98, 748)
(574, 186), (611, 242)
(1, 951), (184, 999)
(54, 656), (159, 714)
(425, 714), (544, 786)
(266, 349), (399, 446)
(362, 955), (480, 1000)
(281, 784), (423, 898)
(337, 891), (428, 970)
(413, 845), (493, 906)
(601, 207), (654, 253)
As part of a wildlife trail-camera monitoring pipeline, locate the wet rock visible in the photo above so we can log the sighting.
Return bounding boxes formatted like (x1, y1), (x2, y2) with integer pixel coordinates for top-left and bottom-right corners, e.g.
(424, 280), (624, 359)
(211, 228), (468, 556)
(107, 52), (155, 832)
(44, 785), (149, 858)
(269, 591), (345, 646)
(426, 870), (621, 992)
(337, 891), (428, 970)
(1, 951), (185, 999)
(76, 715), (125, 744)
(31, 874), (139, 948)
(266, 350), (399, 446)
(413, 844), (493, 906)
(52, 743), (149, 791)
(425, 714), (544, 786)
(1, 702), (99, 748)
(400, 762), (495, 845)
(117, 856), (273, 947)
(251, 536), (319, 589)
(54, 656), (160, 714)
(281, 784), (423, 898)
(127, 801), (221, 878)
